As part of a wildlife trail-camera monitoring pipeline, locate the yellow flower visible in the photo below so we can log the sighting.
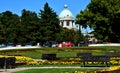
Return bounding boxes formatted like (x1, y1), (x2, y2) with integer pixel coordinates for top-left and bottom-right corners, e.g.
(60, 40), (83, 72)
(108, 66), (120, 71)
(15, 56), (34, 62)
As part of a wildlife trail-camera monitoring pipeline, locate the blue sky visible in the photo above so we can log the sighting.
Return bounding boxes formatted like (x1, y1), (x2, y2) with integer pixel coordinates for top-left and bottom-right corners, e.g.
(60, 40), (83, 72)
(0, 0), (92, 33)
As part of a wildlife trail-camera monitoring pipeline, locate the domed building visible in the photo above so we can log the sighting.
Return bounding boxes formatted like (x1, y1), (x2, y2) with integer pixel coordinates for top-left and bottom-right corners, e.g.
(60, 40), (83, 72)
(59, 5), (74, 29)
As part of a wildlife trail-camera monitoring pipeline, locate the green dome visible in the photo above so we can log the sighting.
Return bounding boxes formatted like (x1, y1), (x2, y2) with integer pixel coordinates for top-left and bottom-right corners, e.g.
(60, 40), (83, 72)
(59, 5), (74, 19)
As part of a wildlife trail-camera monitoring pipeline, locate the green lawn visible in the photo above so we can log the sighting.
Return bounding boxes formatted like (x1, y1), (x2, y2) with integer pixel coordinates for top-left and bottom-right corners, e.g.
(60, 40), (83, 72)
(13, 68), (101, 73)
(0, 46), (120, 59)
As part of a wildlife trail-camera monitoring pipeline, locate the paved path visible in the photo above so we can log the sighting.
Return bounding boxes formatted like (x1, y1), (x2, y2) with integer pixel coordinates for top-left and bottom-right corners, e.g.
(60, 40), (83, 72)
(0, 46), (41, 51)
(0, 66), (109, 73)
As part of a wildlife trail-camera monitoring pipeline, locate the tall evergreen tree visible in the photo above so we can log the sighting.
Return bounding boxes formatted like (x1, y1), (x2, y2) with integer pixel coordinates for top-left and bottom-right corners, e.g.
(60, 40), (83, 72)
(39, 2), (60, 44)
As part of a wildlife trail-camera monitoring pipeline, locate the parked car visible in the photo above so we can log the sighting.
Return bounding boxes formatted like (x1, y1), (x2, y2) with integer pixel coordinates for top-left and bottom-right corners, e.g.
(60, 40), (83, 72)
(56, 41), (74, 47)
(51, 42), (58, 47)
(16, 43), (22, 47)
(25, 43), (32, 46)
(7, 43), (14, 47)
(78, 42), (88, 46)
(43, 42), (50, 47)
(0, 44), (6, 48)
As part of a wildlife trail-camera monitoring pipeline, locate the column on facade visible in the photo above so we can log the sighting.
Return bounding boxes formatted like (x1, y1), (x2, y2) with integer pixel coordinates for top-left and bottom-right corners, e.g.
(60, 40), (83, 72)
(63, 20), (66, 27)
(70, 20), (73, 28)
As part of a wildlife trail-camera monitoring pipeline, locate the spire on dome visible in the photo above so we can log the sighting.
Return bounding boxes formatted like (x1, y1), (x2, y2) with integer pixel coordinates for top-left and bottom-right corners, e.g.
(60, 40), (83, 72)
(64, 5), (68, 9)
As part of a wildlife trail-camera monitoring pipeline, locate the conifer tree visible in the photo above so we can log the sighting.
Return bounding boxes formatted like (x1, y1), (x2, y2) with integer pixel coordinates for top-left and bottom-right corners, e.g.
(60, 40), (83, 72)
(39, 2), (60, 44)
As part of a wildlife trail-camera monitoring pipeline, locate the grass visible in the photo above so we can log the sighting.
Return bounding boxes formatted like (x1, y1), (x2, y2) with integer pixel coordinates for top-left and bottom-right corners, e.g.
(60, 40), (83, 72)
(0, 46), (120, 59)
(13, 68), (101, 73)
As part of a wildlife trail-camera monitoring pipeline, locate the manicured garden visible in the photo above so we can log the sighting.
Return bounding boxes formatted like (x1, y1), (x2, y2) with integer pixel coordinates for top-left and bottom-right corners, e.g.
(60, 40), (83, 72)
(13, 68), (102, 73)
(1, 46), (120, 58)
(0, 46), (120, 73)
(12, 66), (120, 73)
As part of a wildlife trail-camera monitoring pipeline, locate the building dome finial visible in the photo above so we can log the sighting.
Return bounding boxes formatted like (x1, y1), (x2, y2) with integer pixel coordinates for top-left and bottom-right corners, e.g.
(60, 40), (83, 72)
(64, 4), (68, 9)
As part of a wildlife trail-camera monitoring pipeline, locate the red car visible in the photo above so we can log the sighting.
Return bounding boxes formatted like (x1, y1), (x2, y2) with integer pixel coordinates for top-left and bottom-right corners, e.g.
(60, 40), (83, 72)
(56, 42), (73, 47)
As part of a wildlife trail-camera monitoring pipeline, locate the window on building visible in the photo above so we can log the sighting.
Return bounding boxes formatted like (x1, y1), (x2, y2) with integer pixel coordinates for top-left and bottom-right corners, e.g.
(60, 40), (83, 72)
(61, 22), (63, 26)
(66, 21), (69, 26)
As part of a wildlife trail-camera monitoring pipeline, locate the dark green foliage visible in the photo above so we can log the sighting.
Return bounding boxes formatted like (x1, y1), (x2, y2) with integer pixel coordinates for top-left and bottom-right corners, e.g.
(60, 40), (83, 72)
(76, 0), (120, 42)
(56, 28), (84, 43)
(21, 9), (41, 45)
(0, 24), (5, 43)
(39, 2), (60, 44)
(0, 11), (20, 44)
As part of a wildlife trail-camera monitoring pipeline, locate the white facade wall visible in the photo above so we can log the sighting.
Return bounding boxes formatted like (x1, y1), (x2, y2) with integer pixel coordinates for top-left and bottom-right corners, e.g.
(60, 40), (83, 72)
(59, 20), (74, 29)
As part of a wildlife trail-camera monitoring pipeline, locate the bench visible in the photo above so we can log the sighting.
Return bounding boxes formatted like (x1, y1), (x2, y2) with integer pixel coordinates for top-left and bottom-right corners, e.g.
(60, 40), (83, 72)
(6, 57), (16, 68)
(42, 54), (56, 60)
(106, 52), (120, 64)
(0, 57), (5, 68)
(0, 57), (16, 69)
(105, 52), (120, 57)
(77, 52), (92, 57)
(81, 55), (110, 67)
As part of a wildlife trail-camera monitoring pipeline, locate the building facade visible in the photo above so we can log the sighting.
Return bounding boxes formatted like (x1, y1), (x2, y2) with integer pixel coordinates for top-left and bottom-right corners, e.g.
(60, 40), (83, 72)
(59, 5), (74, 29)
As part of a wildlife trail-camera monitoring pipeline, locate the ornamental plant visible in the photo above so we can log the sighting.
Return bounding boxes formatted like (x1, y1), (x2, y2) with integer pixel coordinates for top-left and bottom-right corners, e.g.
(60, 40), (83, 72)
(15, 56), (34, 63)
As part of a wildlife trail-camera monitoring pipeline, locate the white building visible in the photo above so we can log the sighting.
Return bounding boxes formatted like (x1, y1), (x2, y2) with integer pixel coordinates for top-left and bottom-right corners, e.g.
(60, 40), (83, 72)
(59, 5), (74, 29)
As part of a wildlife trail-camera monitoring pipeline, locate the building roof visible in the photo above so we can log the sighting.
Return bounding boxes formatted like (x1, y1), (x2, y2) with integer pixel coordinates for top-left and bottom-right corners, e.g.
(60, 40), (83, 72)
(59, 5), (74, 20)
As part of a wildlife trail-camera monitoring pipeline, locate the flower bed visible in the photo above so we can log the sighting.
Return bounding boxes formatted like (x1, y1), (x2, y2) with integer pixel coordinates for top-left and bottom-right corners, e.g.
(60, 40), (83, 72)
(1, 55), (120, 66)
(1, 55), (120, 72)
(15, 56), (34, 62)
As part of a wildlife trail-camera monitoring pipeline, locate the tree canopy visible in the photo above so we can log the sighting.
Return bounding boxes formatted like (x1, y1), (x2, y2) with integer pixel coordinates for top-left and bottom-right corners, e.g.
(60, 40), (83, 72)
(39, 3), (61, 44)
(0, 11), (20, 44)
(0, 2), (84, 46)
(76, 0), (120, 42)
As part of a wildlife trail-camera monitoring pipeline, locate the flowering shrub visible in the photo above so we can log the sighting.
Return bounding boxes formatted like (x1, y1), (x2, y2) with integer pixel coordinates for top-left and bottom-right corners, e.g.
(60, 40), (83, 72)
(0, 55), (34, 63)
(15, 56), (34, 62)
(110, 57), (120, 65)
(95, 66), (120, 73)
(0, 55), (15, 58)
(108, 66), (120, 71)
(1, 55), (120, 72)
(27, 60), (81, 65)
(27, 61), (39, 65)
(26, 57), (120, 66)
(1, 55), (120, 66)
(0, 55), (4, 58)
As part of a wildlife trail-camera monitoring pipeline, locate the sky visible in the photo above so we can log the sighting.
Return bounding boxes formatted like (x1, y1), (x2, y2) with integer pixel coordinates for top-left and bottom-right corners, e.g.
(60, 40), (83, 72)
(0, 0), (92, 33)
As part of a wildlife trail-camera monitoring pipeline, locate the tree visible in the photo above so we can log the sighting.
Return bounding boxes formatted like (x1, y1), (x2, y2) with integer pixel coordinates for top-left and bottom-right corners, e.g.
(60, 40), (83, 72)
(39, 2), (60, 44)
(0, 24), (5, 43)
(74, 30), (84, 44)
(0, 11), (20, 44)
(0, 13), (5, 43)
(56, 28), (74, 42)
(21, 9), (40, 45)
(76, 0), (120, 42)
